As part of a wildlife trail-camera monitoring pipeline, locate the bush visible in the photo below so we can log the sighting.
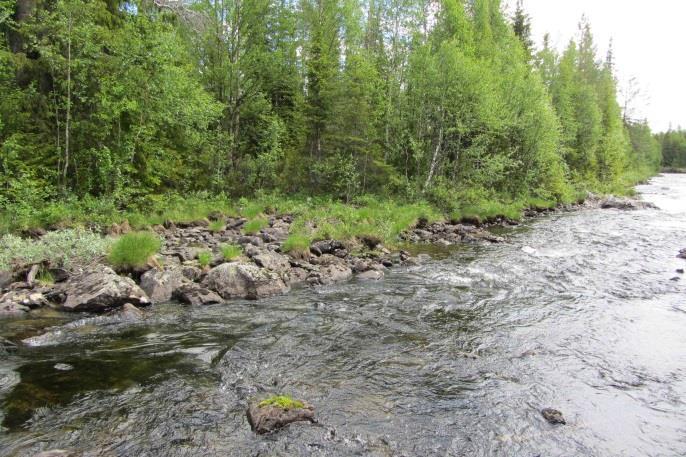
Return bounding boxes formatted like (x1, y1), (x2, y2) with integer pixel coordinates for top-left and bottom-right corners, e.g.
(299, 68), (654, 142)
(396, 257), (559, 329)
(0, 229), (112, 271)
(108, 232), (161, 269)
(243, 218), (269, 235)
(220, 244), (242, 261)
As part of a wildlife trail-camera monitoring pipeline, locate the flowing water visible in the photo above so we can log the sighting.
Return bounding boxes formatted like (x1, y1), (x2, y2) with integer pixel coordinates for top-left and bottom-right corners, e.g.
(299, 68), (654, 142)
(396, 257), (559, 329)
(1, 174), (686, 457)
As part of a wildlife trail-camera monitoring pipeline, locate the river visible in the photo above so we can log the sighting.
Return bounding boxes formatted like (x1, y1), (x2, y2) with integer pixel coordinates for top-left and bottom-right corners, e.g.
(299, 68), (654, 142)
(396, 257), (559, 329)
(1, 174), (686, 456)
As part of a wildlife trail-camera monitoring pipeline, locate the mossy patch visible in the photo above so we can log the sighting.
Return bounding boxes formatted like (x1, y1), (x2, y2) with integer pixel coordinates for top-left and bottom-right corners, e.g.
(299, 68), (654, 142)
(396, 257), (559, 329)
(258, 395), (304, 410)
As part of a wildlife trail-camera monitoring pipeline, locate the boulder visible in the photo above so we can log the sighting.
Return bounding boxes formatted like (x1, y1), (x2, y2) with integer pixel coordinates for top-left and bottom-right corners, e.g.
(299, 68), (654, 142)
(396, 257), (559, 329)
(310, 240), (344, 256)
(253, 250), (291, 276)
(204, 263), (289, 300)
(247, 400), (315, 434)
(541, 408), (566, 425)
(288, 267), (309, 285)
(237, 236), (263, 247)
(173, 283), (223, 306)
(316, 263), (353, 285)
(0, 300), (29, 317)
(118, 303), (144, 320)
(60, 265), (150, 312)
(0, 271), (12, 290)
(678, 249), (686, 260)
(139, 268), (183, 303)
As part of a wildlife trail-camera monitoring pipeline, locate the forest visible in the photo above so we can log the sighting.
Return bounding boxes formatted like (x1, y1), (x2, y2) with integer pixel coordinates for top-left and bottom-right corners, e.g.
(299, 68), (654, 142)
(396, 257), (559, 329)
(0, 0), (665, 232)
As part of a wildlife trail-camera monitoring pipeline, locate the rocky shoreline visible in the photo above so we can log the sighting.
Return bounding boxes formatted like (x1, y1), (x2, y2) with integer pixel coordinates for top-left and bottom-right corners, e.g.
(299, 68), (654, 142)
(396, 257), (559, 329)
(0, 194), (657, 320)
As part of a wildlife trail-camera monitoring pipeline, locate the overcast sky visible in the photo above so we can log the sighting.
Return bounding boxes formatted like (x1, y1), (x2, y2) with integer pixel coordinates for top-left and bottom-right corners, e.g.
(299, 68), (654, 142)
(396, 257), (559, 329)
(509, 0), (685, 133)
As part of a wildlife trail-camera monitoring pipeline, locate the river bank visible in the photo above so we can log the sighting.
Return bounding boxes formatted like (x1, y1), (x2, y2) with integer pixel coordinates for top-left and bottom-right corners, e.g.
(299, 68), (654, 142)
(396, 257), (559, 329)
(0, 193), (656, 320)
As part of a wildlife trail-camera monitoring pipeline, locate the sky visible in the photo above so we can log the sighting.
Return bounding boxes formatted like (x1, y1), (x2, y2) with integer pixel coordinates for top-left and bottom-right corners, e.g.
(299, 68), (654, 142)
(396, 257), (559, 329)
(509, 0), (686, 133)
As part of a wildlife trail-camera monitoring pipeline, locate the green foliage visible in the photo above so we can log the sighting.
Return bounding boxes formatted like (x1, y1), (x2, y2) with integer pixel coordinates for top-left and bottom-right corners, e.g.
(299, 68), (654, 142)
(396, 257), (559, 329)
(282, 234), (311, 255)
(197, 251), (212, 269)
(258, 395), (304, 410)
(36, 268), (55, 286)
(0, 229), (112, 271)
(220, 244), (242, 261)
(108, 232), (161, 269)
(243, 218), (269, 235)
(208, 220), (225, 232)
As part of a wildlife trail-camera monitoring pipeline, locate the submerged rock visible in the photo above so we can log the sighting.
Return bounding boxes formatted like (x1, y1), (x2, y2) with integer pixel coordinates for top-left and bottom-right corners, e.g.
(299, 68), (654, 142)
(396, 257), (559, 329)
(204, 263), (289, 300)
(60, 265), (150, 312)
(0, 290), (49, 317)
(541, 408), (566, 425)
(247, 397), (315, 434)
(677, 249), (686, 260)
(357, 269), (384, 281)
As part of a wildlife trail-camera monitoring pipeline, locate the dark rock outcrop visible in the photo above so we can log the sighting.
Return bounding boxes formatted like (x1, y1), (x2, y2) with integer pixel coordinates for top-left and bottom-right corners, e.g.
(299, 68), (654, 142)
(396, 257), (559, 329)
(541, 408), (566, 425)
(173, 282), (223, 306)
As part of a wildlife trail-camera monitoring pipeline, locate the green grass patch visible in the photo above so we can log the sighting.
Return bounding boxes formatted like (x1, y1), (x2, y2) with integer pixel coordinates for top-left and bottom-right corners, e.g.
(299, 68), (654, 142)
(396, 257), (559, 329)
(258, 395), (304, 409)
(282, 234), (311, 254)
(108, 232), (161, 269)
(220, 244), (242, 261)
(208, 220), (225, 232)
(36, 268), (55, 286)
(243, 218), (269, 235)
(197, 251), (212, 268)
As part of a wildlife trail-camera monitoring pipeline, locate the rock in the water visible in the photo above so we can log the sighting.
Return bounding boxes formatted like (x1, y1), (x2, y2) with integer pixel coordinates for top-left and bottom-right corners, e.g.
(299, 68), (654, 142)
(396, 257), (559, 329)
(357, 269), (384, 281)
(677, 249), (686, 260)
(247, 400), (315, 434)
(118, 302), (144, 320)
(54, 363), (74, 371)
(139, 268), (183, 303)
(0, 300), (29, 317)
(33, 451), (74, 457)
(204, 263), (289, 300)
(173, 283), (223, 306)
(600, 196), (657, 210)
(0, 290), (49, 317)
(60, 265), (149, 312)
(541, 408), (566, 425)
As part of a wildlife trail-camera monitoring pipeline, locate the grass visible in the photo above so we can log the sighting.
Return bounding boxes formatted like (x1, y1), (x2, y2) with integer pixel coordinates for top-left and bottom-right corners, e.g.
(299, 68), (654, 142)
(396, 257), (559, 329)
(282, 234), (311, 255)
(108, 232), (161, 269)
(220, 244), (242, 261)
(36, 268), (55, 285)
(197, 251), (212, 268)
(208, 220), (225, 232)
(258, 395), (304, 409)
(243, 217), (269, 235)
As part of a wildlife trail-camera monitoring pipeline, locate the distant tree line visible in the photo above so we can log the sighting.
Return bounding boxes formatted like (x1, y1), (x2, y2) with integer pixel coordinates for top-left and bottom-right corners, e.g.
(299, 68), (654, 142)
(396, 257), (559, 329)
(657, 129), (686, 170)
(0, 0), (665, 213)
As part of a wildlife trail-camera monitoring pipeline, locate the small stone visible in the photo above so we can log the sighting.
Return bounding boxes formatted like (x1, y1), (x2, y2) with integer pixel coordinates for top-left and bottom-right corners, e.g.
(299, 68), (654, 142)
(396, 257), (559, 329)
(677, 269), (685, 274)
(54, 363), (74, 371)
(541, 408), (566, 425)
(357, 270), (384, 281)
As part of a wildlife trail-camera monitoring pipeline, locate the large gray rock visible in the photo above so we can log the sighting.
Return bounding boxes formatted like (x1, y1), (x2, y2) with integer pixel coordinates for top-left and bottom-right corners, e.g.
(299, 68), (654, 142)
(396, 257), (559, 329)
(173, 282), (223, 306)
(247, 399), (315, 434)
(0, 271), (12, 290)
(61, 265), (150, 312)
(204, 263), (289, 300)
(600, 196), (657, 210)
(253, 250), (291, 276)
(140, 268), (183, 303)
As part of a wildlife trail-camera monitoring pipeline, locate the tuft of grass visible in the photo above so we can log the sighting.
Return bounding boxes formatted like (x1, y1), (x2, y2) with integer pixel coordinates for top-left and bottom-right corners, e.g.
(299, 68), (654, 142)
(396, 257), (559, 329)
(220, 244), (242, 261)
(208, 220), (225, 232)
(282, 234), (311, 255)
(36, 268), (55, 286)
(197, 251), (212, 268)
(258, 395), (304, 409)
(243, 217), (269, 235)
(108, 232), (161, 269)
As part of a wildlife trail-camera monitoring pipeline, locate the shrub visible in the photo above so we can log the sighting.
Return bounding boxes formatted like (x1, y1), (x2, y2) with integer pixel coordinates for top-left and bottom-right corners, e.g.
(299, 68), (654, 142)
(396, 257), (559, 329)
(0, 229), (112, 271)
(243, 218), (268, 235)
(36, 268), (55, 285)
(197, 251), (212, 268)
(220, 244), (241, 261)
(108, 232), (161, 269)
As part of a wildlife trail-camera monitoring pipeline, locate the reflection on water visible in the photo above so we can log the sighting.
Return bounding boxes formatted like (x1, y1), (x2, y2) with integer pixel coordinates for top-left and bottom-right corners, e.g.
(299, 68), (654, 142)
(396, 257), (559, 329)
(1, 174), (686, 456)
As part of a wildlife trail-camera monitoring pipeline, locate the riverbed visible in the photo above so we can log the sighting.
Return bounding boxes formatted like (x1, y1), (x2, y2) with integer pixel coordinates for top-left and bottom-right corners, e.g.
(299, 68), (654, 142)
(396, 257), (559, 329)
(1, 174), (685, 456)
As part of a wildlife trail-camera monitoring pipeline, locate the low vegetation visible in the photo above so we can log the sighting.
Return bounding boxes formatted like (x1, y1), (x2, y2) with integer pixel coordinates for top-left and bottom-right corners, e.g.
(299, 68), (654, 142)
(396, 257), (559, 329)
(197, 251), (212, 269)
(0, 229), (112, 271)
(220, 244), (242, 261)
(258, 395), (304, 410)
(208, 220), (225, 232)
(242, 218), (269, 235)
(107, 232), (161, 270)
